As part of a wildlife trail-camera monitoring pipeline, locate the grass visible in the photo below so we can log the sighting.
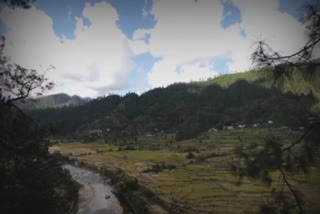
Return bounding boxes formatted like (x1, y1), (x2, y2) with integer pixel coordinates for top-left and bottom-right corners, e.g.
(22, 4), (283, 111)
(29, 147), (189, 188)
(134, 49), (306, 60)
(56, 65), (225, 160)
(194, 70), (320, 96)
(51, 128), (320, 214)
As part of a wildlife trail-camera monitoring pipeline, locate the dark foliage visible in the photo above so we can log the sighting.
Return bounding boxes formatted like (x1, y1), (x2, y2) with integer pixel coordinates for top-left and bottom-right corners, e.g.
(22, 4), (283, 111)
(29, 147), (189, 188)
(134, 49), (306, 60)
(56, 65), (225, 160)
(186, 151), (195, 159)
(230, 127), (320, 214)
(252, 3), (320, 86)
(0, 38), (80, 213)
(143, 162), (177, 173)
(30, 79), (314, 141)
(0, 0), (34, 9)
(0, 106), (80, 213)
(0, 37), (54, 105)
(233, 4), (320, 214)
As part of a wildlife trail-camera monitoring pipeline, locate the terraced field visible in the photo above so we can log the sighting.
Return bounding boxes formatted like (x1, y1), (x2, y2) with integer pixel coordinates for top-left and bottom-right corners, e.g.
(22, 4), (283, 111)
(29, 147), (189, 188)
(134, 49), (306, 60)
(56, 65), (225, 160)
(51, 128), (320, 214)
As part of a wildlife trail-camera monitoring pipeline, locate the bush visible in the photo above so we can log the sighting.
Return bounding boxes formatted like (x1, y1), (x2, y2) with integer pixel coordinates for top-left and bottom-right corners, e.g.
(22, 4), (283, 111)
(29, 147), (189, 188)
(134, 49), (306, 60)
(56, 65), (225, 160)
(0, 105), (80, 214)
(143, 162), (177, 173)
(186, 151), (195, 159)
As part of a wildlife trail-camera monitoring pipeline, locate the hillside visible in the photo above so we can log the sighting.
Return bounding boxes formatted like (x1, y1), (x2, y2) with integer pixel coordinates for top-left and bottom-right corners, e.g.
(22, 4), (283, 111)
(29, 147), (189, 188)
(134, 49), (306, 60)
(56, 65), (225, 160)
(29, 70), (319, 140)
(196, 70), (320, 95)
(52, 128), (320, 214)
(17, 93), (89, 110)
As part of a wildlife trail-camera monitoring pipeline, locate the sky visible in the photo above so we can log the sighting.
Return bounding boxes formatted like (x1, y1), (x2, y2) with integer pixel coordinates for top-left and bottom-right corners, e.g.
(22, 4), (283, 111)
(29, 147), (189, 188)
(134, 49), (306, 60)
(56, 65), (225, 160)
(0, 0), (314, 97)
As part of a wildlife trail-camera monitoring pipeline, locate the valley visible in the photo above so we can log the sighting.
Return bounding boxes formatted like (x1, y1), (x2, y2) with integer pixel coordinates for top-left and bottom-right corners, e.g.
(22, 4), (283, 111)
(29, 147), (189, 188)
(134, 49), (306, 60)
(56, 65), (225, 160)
(52, 128), (320, 214)
(1, 2), (319, 214)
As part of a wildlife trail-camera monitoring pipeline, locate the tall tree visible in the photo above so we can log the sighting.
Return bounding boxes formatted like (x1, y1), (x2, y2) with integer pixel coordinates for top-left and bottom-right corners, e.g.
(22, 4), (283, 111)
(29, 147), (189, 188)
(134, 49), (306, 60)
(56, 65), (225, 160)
(252, 4), (320, 85)
(0, 37), (54, 106)
(0, 0), (34, 9)
(0, 34), (79, 214)
(232, 4), (320, 214)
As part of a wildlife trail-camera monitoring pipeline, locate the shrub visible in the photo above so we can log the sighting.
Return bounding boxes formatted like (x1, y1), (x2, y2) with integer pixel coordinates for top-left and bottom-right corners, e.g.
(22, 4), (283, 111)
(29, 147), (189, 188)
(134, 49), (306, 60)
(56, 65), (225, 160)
(186, 151), (195, 159)
(143, 162), (177, 173)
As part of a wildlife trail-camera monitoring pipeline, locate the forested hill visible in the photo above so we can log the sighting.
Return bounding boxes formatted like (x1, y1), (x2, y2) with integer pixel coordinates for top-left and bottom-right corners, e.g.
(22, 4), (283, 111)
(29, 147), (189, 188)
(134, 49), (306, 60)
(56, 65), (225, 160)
(195, 70), (320, 95)
(17, 93), (89, 110)
(29, 71), (319, 140)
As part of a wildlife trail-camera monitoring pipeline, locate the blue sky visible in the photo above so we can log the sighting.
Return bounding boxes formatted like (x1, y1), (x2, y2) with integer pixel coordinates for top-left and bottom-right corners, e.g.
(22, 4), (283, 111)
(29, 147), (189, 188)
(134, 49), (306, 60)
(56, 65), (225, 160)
(0, 0), (311, 97)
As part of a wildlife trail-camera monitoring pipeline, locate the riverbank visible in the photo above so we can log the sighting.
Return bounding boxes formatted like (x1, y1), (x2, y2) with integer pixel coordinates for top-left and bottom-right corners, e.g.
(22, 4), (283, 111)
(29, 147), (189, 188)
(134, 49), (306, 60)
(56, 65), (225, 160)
(77, 180), (94, 212)
(68, 159), (166, 214)
(57, 151), (166, 214)
(51, 129), (320, 214)
(64, 164), (125, 214)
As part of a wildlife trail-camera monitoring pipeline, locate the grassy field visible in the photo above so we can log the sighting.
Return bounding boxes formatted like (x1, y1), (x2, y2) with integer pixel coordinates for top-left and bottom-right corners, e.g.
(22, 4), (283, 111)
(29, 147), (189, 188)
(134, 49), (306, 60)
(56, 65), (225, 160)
(51, 128), (320, 214)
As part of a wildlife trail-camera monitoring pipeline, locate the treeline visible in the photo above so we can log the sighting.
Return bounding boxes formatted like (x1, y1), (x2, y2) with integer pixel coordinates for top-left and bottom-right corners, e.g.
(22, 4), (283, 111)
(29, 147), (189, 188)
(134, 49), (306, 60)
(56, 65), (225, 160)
(16, 93), (89, 110)
(0, 96), (80, 214)
(29, 76), (316, 141)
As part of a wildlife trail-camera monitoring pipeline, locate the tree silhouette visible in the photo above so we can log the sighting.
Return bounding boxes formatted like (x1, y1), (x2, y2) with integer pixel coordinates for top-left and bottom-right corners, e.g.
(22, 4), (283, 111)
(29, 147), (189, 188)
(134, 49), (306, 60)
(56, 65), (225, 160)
(252, 4), (320, 86)
(0, 37), (54, 106)
(0, 0), (34, 9)
(0, 25), (79, 214)
(231, 4), (320, 214)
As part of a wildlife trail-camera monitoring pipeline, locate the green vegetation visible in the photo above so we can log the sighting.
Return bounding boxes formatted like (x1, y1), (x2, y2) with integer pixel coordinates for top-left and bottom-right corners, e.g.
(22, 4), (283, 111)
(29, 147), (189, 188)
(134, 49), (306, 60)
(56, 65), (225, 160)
(16, 93), (89, 110)
(0, 36), (80, 213)
(29, 70), (319, 141)
(196, 70), (320, 95)
(52, 128), (320, 214)
(0, 94), (81, 214)
(28, 66), (320, 214)
(196, 71), (261, 88)
(24, 68), (319, 214)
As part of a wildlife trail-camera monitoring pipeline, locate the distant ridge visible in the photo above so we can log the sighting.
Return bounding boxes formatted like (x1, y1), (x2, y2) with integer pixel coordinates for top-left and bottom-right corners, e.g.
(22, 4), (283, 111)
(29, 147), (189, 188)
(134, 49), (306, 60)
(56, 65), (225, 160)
(195, 70), (320, 95)
(29, 70), (319, 140)
(17, 93), (89, 110)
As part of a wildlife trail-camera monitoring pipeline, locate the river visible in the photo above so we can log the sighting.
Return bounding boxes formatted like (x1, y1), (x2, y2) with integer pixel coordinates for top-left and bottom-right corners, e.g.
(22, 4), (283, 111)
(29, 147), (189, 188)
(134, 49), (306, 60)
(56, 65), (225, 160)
(64, 164), (127, 214)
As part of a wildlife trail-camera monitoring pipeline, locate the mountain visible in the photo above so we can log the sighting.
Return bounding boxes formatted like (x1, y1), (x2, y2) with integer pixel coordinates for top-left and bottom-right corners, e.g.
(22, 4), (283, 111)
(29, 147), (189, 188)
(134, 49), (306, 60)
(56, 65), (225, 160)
(196, 69), (320, 95)
(17, 93), (90, 110)
(28, 70), (319, 140)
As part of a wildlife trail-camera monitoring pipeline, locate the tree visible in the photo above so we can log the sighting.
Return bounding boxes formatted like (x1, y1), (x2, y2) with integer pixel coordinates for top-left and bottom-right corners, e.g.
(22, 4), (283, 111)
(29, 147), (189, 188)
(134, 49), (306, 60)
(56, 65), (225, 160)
(0, 37), (54, 106)
(0, 0), (34, 9)
(252, 4), (320, 85)
(167, 188), (192, 214)
(232, 4), (320, 214)
(0, 36), (79, 213)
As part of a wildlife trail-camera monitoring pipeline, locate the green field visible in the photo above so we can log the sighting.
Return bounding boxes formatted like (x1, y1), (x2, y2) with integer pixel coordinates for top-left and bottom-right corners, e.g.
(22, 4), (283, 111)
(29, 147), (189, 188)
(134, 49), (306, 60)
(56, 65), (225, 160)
(52, 128), (320, 214)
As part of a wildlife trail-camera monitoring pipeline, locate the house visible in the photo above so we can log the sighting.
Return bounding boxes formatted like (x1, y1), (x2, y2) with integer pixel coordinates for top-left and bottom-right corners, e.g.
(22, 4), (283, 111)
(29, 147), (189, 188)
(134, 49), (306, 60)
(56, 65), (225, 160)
(252, 123), (260, 128)
(208, 128), (218, 133)
(223, 126), (234, 130)
(238, 124), (246, 129)
(103, 128), (111, 135)
(89, 129), (103, 137)
(279, 126), (288, 130)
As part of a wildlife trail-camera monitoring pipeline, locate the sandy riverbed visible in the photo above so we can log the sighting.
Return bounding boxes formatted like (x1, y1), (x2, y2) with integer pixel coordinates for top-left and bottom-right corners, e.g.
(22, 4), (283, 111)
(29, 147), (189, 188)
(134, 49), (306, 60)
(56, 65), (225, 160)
(64, 164), (124, 214)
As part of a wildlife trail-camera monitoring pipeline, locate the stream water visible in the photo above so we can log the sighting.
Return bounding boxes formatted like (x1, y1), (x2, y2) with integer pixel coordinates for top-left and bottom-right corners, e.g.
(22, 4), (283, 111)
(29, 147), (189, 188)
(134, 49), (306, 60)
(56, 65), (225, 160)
(64, 164), (126, 214)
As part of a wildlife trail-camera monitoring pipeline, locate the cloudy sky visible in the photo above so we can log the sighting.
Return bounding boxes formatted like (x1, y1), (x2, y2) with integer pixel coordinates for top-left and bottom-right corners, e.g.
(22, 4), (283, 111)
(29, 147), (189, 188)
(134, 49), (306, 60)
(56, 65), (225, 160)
(0, 0), (312, 97)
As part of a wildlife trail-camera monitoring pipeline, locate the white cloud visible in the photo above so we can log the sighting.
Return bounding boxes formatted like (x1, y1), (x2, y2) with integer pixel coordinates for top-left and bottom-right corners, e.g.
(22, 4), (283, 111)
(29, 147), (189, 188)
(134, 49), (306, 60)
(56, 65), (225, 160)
(148, 59), (219, 87)
(0, 0), (309, 96)
(229, 0), (307, 71)
(130, 0), (307, 87)
(0, 2), (134, 97)
(129, 28), (152, 55)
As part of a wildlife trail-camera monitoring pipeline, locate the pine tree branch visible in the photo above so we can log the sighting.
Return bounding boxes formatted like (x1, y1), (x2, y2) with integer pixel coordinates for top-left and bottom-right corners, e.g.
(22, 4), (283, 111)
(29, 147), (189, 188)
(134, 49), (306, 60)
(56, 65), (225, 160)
(281, 122), (320, 153)
(279, 168), (305, 214)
